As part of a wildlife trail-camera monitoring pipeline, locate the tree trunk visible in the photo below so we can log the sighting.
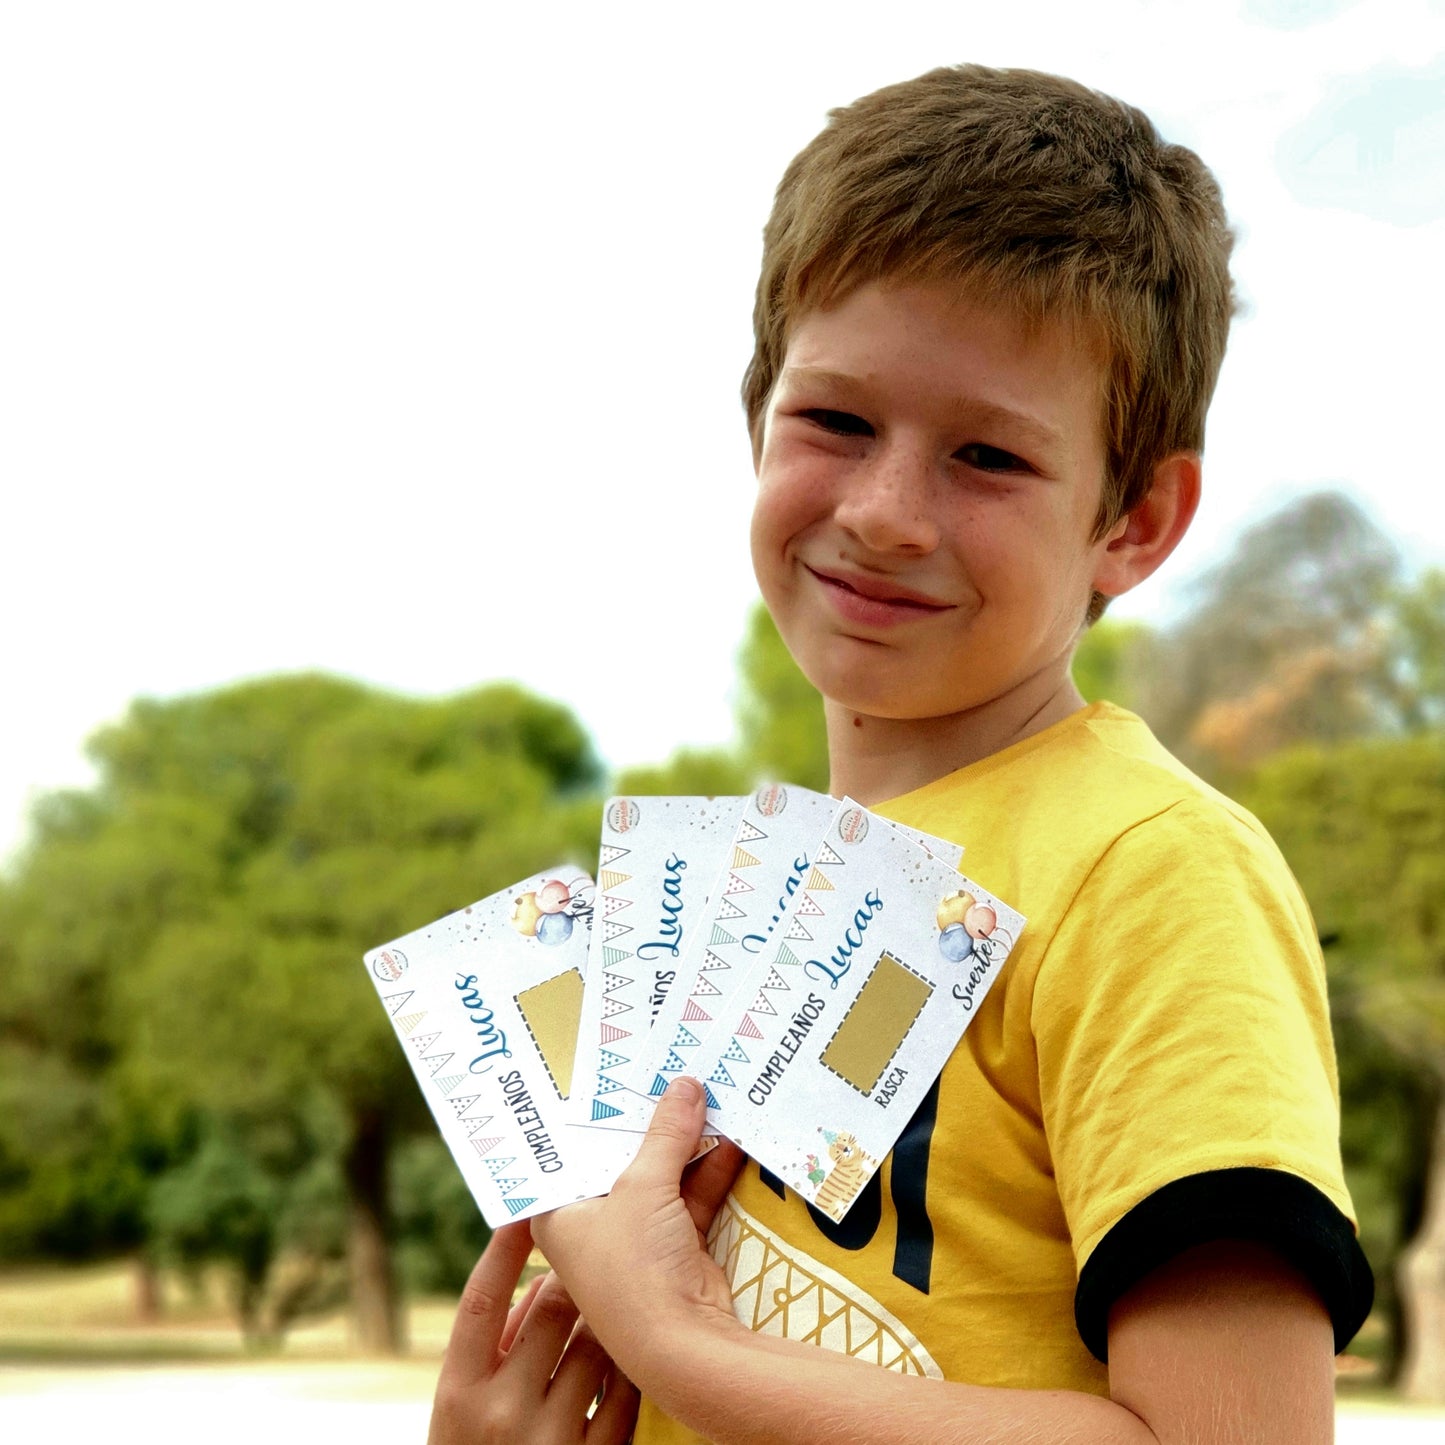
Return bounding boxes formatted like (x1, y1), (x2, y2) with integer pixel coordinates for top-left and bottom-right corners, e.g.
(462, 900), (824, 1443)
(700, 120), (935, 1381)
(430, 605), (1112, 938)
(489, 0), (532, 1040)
(132, 1251), (163, 1322)
(1399, 1095), (1445, 1402)
(344, 1104), (405, 1354)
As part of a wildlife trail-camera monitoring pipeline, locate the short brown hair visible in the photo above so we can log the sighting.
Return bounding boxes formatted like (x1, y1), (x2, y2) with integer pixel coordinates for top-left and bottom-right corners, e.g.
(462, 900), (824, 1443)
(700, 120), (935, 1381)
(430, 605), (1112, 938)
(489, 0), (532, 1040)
(743, 65), (1236, 622)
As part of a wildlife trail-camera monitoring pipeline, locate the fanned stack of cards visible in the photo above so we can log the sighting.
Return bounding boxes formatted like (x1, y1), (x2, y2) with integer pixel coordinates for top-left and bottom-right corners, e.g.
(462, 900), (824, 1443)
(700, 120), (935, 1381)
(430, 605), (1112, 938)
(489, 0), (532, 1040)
(363, 785), (1024, 1228)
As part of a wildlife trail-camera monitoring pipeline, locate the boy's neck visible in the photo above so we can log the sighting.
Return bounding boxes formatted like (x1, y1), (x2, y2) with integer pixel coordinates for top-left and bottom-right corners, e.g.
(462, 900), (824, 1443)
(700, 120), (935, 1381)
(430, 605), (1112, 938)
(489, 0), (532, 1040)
(824, 676), (1089, 808)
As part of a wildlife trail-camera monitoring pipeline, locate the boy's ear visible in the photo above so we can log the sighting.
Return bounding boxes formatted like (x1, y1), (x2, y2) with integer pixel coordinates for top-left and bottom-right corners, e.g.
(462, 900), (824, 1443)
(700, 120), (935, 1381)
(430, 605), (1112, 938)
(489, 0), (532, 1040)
(1092, 452), (1201, 601)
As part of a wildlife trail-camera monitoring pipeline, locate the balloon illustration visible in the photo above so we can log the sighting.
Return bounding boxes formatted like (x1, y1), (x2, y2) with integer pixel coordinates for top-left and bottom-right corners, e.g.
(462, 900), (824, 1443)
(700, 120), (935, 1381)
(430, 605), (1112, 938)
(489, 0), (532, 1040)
(935, 890), (977, 931)
(510, 878), (591, 944)
(964, 904), (997, 939)
(939, 923), (974, 962)
(510, 891), (544, 937)
(535, 911), (574, 945)
(537, 879), (571, 914)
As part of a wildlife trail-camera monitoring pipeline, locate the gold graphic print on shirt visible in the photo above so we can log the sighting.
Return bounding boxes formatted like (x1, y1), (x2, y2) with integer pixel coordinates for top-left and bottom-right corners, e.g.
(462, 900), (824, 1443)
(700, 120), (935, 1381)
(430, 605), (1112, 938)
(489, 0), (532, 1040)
(708, 1195), (942, 1378)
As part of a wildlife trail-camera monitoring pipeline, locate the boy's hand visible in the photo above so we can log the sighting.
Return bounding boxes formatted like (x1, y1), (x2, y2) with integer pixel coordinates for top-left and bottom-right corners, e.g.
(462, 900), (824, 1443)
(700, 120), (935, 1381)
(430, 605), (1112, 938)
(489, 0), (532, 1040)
(428, 1220), (639, 1445)
(531, 1077), (747, 1391)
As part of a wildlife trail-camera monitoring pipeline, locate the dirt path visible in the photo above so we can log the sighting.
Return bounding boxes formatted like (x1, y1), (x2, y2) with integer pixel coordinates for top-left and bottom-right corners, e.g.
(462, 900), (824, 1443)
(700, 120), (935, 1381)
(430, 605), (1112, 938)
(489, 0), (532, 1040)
(2, 1362), (1443, 1443)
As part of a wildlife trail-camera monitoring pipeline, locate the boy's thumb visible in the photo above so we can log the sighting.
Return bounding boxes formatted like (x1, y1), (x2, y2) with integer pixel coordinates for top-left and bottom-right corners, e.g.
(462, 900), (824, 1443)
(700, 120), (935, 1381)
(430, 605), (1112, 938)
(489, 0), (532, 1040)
(633, 1075), (706, 1180)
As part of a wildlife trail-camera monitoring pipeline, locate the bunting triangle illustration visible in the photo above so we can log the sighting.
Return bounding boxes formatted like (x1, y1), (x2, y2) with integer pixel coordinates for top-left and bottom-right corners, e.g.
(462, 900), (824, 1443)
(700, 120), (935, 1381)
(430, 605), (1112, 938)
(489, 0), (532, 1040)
(603, 972), (633, 994)
(731, 846), (762, 870)
(709, 1063), (735, 1088)
(602, 894), (632, 917)
(602, 995), (633, 1018)
(736, 820), (768, 843)
(448, 1094), (481, 1117)
(710, 925), (738, 947)
(409, 1032), (440, 1055)
(815, 843), (845, 867)
(723, 873), (754, 896)
(750, 992), (777, 1016)
(592, 1100), (624, 1121)
(737, 1014), (765, 1040)
(701, 950), (731, 972)
(714, 898), (748, 921)
(796, 893), (826, 916)
(806, 867), (835, 892)
(784, 919), (814, 942)
(603, 919), (633, 941)
(422, 1050), (455, 1076)
(722, 1038), (750, 1063)
(485, 1156), (517, 1178)
(763, 968), (791, 993)
(504, 1196), (537, 1216)
(382, 990), (415, 1015)
(672, 1026), (702, 1048)
(470, 1136), (504, 1156)
(775, 944), (802, 969)
(681, 999), (712, 1023)
(692, 975), (722, 997)
(395, 1011), (426, 1035)
(599, 1022), (631, 1043)
(434, 1074), (464, 1095)
(598, 868), (632, 891)
(599, 844), (630, 867)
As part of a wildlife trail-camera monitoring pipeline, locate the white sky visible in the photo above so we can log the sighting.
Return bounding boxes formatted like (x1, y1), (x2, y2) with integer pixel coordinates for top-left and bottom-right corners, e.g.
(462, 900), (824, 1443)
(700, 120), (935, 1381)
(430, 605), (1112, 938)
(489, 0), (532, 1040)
(3, 0), (1443, 866)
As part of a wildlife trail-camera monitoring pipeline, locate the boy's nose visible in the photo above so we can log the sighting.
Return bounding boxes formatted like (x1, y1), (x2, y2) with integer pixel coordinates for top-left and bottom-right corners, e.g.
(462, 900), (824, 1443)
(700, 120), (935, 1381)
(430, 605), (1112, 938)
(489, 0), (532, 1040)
(833, 448), (941, 555)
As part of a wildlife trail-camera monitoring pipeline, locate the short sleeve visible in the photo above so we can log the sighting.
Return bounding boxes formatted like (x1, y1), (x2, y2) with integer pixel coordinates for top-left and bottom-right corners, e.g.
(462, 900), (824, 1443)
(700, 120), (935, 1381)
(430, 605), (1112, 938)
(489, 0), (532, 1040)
(1031, 797), (1373, 1358)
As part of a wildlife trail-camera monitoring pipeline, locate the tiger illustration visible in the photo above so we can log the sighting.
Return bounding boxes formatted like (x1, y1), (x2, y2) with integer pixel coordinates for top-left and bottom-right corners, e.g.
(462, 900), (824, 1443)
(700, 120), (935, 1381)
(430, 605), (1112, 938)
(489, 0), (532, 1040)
(812, 1128), (876, 1221)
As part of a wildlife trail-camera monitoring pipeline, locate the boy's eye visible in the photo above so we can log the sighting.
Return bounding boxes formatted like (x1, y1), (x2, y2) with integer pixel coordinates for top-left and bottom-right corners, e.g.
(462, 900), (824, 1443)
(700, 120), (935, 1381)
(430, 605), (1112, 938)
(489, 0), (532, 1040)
(801, 408), (873, 437)
(956, 442), (1030, 473)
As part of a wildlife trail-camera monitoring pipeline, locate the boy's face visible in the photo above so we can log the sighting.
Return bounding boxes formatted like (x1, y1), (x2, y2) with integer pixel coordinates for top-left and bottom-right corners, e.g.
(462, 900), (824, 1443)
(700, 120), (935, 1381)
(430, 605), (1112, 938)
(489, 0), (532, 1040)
(751, 281), (1125, 728)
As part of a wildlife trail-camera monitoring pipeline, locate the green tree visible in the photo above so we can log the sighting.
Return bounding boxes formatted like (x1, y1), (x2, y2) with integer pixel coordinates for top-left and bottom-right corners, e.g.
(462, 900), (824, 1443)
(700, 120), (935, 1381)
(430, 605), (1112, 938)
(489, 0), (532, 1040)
(1072, 617), (1151, 710)
(0, 674), (601, 1352)
(1241, 734), (1445, 1397)
(734, 604), (828, 793)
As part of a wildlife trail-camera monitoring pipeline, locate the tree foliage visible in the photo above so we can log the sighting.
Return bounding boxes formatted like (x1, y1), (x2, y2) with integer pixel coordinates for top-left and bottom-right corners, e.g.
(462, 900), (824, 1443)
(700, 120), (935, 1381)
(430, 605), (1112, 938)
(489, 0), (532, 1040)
(0, 673), (601, 1349)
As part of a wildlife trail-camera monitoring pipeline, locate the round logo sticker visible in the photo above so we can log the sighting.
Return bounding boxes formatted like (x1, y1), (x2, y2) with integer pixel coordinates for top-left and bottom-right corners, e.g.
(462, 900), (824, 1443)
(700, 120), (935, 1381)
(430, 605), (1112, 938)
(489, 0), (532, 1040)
(371, 948), (408, 983)
(837, 807), (870, 845)
(754, 783), (788, 817)
(607, 799), (641, 834)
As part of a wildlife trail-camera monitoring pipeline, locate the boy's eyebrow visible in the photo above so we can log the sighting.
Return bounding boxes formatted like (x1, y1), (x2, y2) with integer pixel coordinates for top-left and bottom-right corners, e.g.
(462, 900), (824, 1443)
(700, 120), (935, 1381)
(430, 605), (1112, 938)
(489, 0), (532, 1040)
(777, 366), (1067, 453)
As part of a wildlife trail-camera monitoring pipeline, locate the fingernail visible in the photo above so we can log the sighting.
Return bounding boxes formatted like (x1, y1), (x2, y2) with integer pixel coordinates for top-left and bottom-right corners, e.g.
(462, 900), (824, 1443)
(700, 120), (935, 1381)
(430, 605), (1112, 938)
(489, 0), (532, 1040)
(669, 1076), (701, 1104)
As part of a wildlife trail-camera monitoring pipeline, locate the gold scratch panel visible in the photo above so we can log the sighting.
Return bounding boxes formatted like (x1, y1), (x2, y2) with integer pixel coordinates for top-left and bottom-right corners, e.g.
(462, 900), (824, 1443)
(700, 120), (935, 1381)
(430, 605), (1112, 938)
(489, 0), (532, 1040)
(820, 952), (933, 1094)
(515, 968), (584, 1099)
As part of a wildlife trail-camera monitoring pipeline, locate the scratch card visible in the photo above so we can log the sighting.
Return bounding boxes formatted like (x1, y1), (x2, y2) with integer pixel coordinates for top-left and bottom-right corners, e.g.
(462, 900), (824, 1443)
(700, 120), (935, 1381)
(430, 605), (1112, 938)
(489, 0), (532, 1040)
(569, 795), (745, 1130)
(621, 782), (842, 1125)
(363, 866), (618, 1226)
(686, 800), (1024, 1221)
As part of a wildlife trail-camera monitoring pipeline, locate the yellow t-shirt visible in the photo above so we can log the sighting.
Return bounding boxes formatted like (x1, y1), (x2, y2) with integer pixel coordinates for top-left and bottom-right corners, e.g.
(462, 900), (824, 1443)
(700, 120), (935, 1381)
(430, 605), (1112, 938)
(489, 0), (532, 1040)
(635, 704), (1371, 1443)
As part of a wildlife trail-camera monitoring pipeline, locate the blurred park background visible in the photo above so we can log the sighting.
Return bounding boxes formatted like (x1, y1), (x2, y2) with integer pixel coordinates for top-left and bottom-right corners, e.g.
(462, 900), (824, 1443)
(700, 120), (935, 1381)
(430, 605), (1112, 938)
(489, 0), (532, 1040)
(3, 0), (1445, 1436)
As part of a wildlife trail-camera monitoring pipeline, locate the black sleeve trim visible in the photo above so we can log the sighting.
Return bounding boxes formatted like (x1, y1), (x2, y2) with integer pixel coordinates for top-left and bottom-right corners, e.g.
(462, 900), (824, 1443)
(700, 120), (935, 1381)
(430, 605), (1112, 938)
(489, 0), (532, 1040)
(1074, 1167), (1375, 1362)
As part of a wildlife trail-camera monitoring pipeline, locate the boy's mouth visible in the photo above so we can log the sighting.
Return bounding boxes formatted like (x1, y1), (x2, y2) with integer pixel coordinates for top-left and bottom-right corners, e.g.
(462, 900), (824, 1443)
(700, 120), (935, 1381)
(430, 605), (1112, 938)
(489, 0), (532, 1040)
(805, 564), (951, 613)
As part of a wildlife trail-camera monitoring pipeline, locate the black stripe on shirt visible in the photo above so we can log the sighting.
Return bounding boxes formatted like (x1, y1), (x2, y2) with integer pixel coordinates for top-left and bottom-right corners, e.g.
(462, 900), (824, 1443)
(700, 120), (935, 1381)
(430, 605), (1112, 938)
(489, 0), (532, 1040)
(1074, 1167), (1375, 1362)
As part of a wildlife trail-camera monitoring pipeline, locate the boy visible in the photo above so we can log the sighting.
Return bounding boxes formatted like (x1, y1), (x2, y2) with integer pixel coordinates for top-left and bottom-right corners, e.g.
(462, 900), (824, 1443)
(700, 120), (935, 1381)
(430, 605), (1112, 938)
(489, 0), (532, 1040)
(430, 65), (1373, 1444)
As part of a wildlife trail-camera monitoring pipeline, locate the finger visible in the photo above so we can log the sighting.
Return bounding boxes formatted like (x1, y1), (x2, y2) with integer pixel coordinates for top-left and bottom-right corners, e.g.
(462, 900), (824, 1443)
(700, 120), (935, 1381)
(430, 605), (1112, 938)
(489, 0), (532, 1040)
(442, 1222), (535, 1384)
(619, 1074), (707, 1189)
(585, 1363), (641, 1445)
(681, 1137), (747, 1236)
(545, 1319), (615, 1425)
(506, 1269), (582, 1396)
(499, 1268), (548, 1353)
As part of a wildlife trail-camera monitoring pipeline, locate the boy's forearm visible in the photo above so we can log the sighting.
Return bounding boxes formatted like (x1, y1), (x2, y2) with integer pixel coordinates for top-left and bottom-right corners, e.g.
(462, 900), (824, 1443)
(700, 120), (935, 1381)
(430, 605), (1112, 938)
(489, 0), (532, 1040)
(639, 1319), (1155, 1445)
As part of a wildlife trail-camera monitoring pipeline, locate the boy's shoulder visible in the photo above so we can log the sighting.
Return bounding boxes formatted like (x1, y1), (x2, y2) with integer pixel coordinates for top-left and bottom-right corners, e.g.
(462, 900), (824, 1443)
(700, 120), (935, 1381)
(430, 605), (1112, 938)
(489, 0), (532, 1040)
(885, 700), (1259, 844)
(877, 702), (1309, 942)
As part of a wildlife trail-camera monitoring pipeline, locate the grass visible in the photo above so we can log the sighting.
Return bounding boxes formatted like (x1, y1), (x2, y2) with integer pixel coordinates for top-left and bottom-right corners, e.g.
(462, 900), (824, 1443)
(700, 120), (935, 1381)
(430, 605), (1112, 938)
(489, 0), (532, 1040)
(0, 1256), (529, 1366)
